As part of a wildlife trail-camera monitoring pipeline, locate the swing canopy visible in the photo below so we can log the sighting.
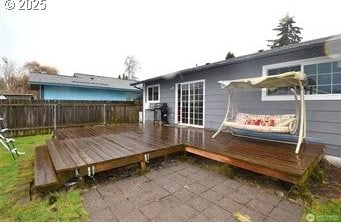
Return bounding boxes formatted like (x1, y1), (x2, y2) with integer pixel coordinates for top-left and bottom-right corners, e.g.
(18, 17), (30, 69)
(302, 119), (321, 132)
(218, 71), (306, 90)
(212, 71), (308, 154)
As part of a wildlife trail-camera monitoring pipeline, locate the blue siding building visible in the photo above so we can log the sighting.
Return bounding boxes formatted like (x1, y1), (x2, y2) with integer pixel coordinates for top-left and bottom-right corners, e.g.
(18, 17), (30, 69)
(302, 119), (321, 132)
(29, 73), (141, 101)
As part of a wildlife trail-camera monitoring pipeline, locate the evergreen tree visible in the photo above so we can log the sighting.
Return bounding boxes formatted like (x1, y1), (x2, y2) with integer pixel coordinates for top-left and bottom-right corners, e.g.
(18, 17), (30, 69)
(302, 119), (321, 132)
(122, 73), (128, 80)
(118, 74), (121, 79)
(225, 51), (235, 59)
(267, 14), (303, 49)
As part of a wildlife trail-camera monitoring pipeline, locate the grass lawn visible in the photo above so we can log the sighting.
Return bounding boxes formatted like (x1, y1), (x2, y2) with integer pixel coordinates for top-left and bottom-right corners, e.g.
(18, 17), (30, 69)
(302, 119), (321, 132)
(303, 199), (341, 221)
(0, 134), (88, 221)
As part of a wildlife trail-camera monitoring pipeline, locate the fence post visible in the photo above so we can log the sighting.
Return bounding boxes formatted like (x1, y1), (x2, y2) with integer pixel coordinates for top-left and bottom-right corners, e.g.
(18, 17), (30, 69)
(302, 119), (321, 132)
(53, 104), (57, 130)
(103, 104), (106, 126)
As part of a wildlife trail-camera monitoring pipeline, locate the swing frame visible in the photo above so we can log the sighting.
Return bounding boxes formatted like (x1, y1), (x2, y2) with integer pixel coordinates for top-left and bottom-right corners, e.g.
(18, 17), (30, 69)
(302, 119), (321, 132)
(211, 72), (307, 154)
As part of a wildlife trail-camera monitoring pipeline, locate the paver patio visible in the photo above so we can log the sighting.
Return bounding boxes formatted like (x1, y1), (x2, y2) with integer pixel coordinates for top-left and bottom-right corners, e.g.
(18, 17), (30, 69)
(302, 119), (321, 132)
(83, 160), (303, 222)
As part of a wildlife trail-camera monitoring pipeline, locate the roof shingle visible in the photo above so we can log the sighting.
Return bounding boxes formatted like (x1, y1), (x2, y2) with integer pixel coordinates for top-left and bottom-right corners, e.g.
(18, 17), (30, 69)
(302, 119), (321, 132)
(29, 73), (140, 91)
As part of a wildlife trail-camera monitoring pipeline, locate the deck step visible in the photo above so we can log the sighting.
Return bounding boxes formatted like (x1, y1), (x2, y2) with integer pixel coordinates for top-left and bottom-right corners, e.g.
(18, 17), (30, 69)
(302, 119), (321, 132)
(34, 145), (59, 188)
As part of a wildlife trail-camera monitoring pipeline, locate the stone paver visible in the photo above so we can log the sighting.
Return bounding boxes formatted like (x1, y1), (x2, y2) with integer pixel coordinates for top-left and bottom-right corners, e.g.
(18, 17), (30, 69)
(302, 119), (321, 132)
(247, 198), (276, 215)
(83, 161), (304, 221)
(200, 189), (224, 204)
(89, 208), (117, 222)
(219, 196), (243, 213)
(238, 206), (266, 222)
(268, 206), (301, 222)
(173, 188), (196, 202)
(186, 182), (208, 194)
(187, 196), (211, 212)
(188, 213), (211, 222)
(139, 200), (164, 220)
(201, 204), (232, 221)
(160, 180), (183, 193)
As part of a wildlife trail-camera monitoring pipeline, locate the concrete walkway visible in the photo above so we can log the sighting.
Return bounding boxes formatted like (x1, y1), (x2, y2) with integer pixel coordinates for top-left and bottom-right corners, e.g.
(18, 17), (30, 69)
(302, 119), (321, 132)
(83, 162), (303, 221)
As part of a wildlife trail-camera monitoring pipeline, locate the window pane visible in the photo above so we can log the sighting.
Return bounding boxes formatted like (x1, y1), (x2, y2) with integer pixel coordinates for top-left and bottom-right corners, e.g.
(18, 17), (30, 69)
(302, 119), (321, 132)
(291, 65), (301, 72)
(268, 69), (278, 75)
(305, 85), (317, 95)
(333, 61), (341, 72)
(318, 74), (331, 85)
(277, 87), (291, 95)
(307, 75), (317, 85)
(304, 64), (317, 75)
(148, 88), (153, 100)
(278, 67), (290, 73)
(332, 85), (341, 94)
(153, 91), (158, 101)
(317, 85), (331, 94)
(333, 72), (341, 84)
(267, 65), (301, 96)
(318, 62), (331, 74)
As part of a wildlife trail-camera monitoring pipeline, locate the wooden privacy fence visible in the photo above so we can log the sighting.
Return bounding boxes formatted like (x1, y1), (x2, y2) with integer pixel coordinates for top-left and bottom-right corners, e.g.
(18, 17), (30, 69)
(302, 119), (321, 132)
(0, 100), (142, 136)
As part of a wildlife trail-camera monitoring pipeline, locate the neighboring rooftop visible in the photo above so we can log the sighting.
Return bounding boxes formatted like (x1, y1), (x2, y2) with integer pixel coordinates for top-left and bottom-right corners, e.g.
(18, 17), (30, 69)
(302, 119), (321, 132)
(29, 73), (140, 91)
(0, 93), (34, 100)
(131, 34), (341, 85)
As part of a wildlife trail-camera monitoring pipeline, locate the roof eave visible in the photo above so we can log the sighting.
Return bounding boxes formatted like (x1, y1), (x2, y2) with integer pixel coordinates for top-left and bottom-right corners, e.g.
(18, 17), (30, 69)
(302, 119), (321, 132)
(131, 36), (337, 86)
(29, 81), (141, 92)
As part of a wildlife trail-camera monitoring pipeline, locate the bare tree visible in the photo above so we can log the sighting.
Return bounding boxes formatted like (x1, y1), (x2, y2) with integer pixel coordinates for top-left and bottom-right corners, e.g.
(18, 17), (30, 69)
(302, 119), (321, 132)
(0, 57), (26, 92)
(123, 56), (139, 80)
(25, 61), (59, 75)
(0, 57), (29, 93)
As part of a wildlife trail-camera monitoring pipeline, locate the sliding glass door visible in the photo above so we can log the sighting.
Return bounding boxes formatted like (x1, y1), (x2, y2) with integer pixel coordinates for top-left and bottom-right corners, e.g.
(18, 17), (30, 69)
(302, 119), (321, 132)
(176, 80), (204, 127)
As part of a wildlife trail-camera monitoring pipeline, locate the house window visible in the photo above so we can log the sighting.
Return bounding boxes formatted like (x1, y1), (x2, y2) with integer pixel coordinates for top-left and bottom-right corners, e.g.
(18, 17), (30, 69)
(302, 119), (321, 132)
(176, 80), (205, 127)
(262, 57), (341, 101)
(147, 84), (160, 102)
(267, 65), (301, 95)
(304, 61), (341, 95)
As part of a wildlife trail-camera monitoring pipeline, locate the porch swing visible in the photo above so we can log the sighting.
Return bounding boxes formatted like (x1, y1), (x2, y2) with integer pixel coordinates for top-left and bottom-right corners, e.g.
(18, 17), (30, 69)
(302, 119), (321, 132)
(211, 71), (308, 154)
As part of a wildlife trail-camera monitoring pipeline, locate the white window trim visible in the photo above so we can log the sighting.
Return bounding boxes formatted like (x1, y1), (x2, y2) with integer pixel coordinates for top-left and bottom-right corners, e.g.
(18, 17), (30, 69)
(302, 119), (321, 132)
(175, 79), (205, 128)
(261, 55), (341, 101)
(146, 84), (160, 103)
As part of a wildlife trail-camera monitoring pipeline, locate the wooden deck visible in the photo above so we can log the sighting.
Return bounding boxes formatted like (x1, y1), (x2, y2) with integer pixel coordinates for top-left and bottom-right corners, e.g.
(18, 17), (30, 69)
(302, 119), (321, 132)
(34, 124), (324, 189)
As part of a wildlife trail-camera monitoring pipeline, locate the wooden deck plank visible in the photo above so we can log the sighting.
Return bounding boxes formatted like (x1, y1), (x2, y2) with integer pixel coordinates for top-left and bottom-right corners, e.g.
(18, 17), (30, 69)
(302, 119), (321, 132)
(72, 138), (104, 163)
(61, 141), (87, 167)
(82, 138), (113, 161)
(34, 146), (46, 187)
(102, 134), (150, 153)
(186, 133), (322, 176)
(110, 134), (157, 153)
(48, 140), (78, 172)
(197, 133), (319, 165)
(90, 136), (135, 158)
(35, 146), (58, 188)
(120, 132), (174, 149)
(48, 140), (74, 171)
(85, 137), (123, 161)
(43, 147), (59, 186)
(40, 124), (324, 188)
(67, 139), (96, 165)
(99, 135), (139, 157)
(184, 146), (301, 184)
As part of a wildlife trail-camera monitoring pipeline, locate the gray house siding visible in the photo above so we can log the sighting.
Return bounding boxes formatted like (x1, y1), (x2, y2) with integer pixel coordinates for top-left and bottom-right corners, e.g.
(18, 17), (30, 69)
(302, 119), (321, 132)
(144, 45), (341, 157)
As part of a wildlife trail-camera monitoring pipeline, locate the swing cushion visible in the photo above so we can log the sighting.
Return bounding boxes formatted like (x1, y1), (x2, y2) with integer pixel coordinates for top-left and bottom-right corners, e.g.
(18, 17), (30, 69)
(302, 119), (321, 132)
(223, 113), (297, 134)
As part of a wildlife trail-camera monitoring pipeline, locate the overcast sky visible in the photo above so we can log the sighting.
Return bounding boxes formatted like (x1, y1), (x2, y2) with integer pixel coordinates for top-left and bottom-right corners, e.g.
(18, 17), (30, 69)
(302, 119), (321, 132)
(1, 0), (341, 80)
